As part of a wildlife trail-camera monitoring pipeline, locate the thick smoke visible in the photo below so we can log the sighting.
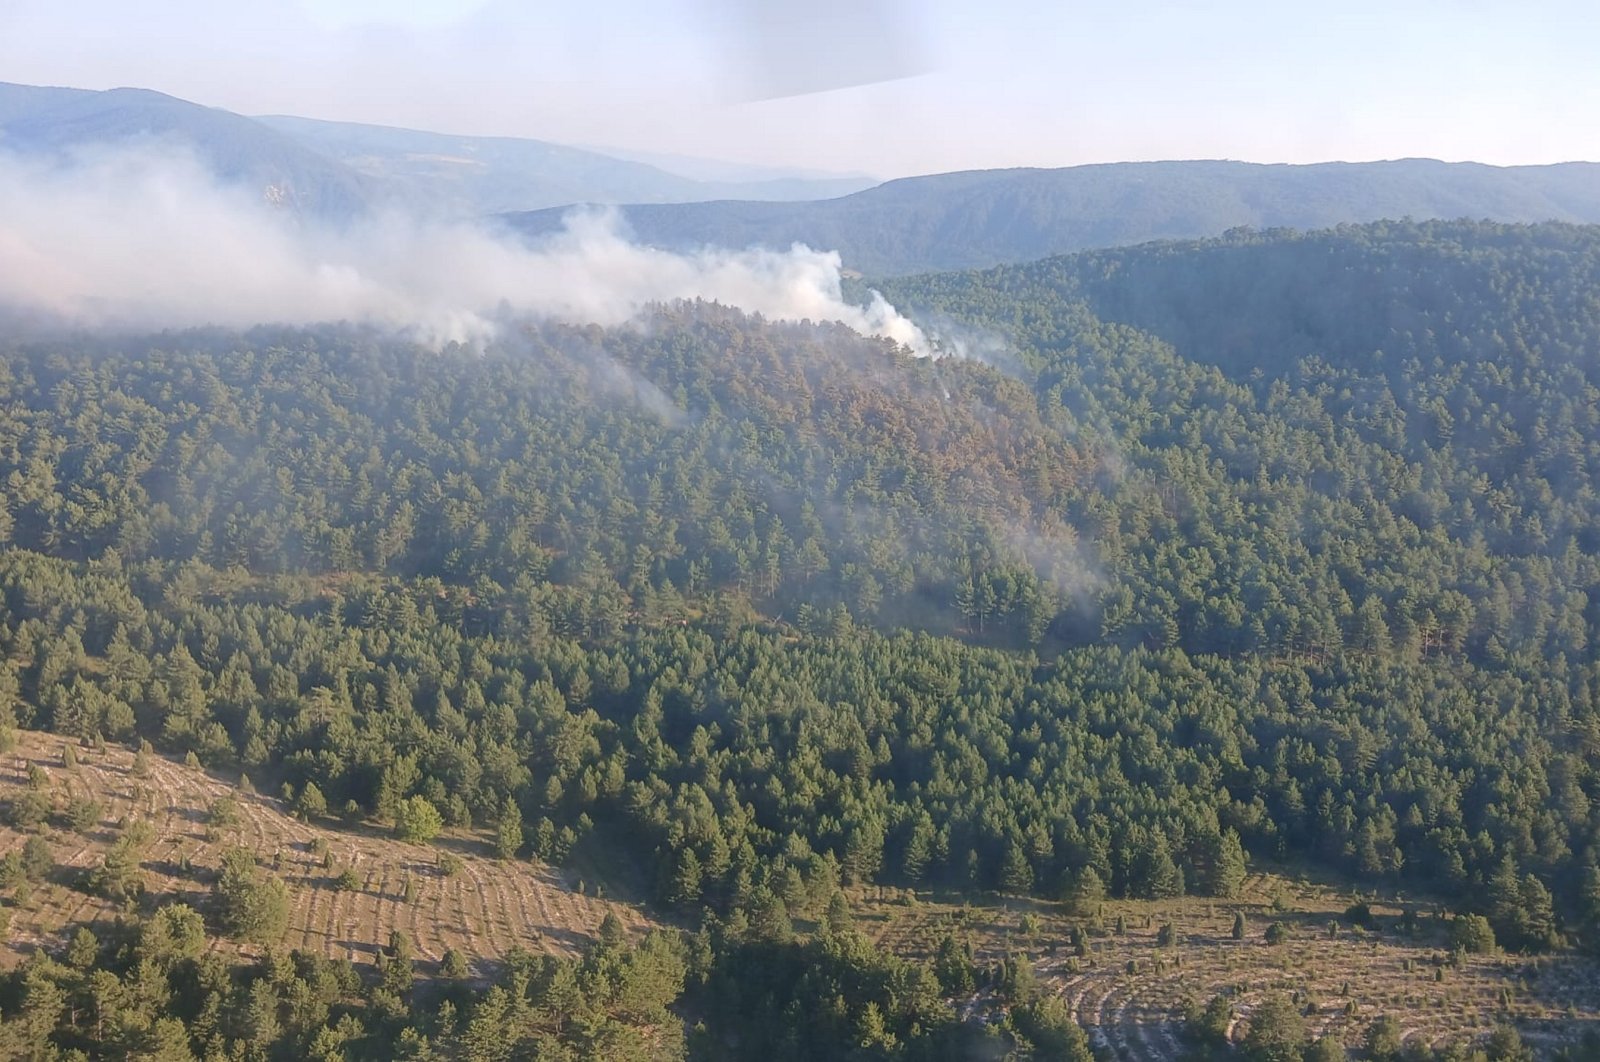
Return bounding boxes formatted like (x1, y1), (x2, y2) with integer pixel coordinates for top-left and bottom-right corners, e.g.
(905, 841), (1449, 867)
(0, 142), (930, 352)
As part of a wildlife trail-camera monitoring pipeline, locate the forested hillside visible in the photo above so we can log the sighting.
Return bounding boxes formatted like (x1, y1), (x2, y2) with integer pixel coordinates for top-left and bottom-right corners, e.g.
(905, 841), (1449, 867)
(2, 220), (1599, 1058)
(502, 160), (1600, 275)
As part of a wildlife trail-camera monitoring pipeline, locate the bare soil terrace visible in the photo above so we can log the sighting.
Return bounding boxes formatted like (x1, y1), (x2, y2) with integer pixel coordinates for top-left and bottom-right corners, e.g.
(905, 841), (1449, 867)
(0, 729), (652, 975)
(854, 873), (1600, 1059)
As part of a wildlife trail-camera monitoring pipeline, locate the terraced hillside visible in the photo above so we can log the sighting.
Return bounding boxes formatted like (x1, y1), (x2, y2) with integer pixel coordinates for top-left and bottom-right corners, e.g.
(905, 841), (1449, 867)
(0, 729), (651, 975)
(854, 876), (1600, 1059)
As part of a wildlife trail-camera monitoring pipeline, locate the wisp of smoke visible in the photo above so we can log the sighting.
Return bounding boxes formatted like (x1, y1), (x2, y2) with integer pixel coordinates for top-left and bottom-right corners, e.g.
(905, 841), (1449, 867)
(917, 310), (1019, 370)
(0, 142), (931, 352)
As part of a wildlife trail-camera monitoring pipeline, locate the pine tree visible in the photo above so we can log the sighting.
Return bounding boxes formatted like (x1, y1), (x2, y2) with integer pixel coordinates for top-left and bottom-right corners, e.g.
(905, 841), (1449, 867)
(1063, 866), (1107, 915)
(1580, 865), (1600, 952)
(91, 838), (145, 901)
(294, 781), (329, 822)
(66, 926), (98, 969)
(900, 816), (933, 883)
(214, 847), (289, 944)
(825, 891), (853, 935)
(1518, 873), (1558, 951)
(667, 847), (703, 908)
(494, 797), (523, 861)
(381, 929), (415, 996)
(1209, 830), (1247, 898)
(750, 887), (793, 944)
(1243, 993), (1307, 1062)
(1450, 914), (1496, 954)
(440, 948), (470, 980)
(1000, 841), (1034, 895)
(394, 795), (443, 844)
(1133, 831), (1184, 899)
(841, 821), (883, 885)
(1487, 854), (1523, 941)
(933, 932), (975, 994)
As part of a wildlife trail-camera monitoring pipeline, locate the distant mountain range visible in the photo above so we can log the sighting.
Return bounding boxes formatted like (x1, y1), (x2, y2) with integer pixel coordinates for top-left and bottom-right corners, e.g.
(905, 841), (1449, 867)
(0, 82), (876, 218)
(8, 81), (1600, 279)
(501, 159), (1600, 275)
(0, 83), (377, 217)
(252, 115), (875, 214)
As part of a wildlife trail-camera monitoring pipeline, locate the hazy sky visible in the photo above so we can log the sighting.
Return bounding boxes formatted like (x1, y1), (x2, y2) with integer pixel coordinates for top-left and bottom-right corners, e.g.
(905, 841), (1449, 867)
(2, 0), (1596, 177)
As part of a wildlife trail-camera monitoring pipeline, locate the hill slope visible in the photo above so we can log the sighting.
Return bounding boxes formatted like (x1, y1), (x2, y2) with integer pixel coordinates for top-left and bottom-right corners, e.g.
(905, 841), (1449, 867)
(1, 223), (1599, 1049)
(502, 159), (1600, 274)
(0, 729), (648, 972)
(0, 83), (374, 217)
(255, 114), (874, 214)
(0, 223), (1596, 915)
(0, 81), (875, 220)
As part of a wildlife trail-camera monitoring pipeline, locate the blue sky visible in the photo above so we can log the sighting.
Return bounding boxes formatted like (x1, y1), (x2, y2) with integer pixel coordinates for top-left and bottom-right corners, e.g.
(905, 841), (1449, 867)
(2, 0), (1595, 177)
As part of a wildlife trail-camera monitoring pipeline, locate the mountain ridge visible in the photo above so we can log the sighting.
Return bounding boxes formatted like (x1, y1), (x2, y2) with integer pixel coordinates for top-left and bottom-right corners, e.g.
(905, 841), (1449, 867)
(0, 80), (878, 219)
(501, 157), (1600, 275)
(252, 113), (876, 213)
(0, 83), (377, 217)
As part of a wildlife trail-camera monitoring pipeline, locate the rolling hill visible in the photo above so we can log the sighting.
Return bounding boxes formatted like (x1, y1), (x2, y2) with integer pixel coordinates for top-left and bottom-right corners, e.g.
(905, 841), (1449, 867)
(253, 115), (874, 215)
(3, 220), (1600, 1058)
(0, 83), (375, 218)
(501, 158), (1600, 275)
(0, 729), (649, 973)
(0, 81), (875, 220)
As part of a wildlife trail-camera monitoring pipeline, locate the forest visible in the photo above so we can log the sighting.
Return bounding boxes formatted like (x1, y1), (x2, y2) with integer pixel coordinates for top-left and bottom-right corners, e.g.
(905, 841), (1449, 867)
(0, 219), (1597, 1059)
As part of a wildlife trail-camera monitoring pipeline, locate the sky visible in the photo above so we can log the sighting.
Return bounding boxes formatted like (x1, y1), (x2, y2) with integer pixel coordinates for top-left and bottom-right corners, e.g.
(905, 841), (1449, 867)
(1, 0), (1596, 178)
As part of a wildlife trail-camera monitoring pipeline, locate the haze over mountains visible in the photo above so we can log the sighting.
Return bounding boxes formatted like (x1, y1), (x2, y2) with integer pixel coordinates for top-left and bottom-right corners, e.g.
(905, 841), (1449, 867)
(0, 82), (376, 217)
(8, 38), (1600, 1059)
(504, 159), (1600, 275)
(251, 114), (876, 215)
(0, 81), (876, 219)
(7, 80), (1600, 284)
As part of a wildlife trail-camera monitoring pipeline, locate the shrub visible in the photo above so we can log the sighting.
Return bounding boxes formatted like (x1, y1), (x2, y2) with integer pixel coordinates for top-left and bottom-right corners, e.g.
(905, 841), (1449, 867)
(394, 795), (443, 844)
(1451, 913), (1497, 955)
(440, 948), (470, 979)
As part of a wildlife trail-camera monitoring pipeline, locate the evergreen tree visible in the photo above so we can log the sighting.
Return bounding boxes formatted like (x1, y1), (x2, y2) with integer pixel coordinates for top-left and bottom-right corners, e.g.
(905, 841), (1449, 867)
(1000, 841), (1034, 895)
(667, 847), (703, 909)
(214, 847), (289, 944)
(933, 932), (975, 995)
(494, 797), (523, 861)
(395, 796), (444, 844)
(1062, 866), (1106, 916)
(1132, 831), (1184, 899)
(1243, 993), (1306, 1062)
(294, 781), (329, 822)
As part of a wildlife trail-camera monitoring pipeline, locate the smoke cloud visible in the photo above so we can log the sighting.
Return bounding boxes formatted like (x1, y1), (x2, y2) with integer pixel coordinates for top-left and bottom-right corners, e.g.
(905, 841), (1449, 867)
(0, 142), (930, 352)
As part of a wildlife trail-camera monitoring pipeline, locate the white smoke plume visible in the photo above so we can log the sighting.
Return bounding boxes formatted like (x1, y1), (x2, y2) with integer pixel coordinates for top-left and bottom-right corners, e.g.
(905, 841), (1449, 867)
(0, 142), (931, 352)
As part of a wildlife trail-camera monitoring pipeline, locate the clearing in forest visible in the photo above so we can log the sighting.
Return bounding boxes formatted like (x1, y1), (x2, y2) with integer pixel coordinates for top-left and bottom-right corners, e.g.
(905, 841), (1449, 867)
(0, 729), (651, 975)
(853, 873), (1600, 1060)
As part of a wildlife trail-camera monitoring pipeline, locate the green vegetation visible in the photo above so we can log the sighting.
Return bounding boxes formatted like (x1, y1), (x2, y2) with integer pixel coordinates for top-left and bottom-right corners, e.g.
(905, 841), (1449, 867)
(213, 846), (290, 944)
(504, 161), (1600, 275)
(2, 219), (1600, 1055)
(393, 795), (443, 845)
